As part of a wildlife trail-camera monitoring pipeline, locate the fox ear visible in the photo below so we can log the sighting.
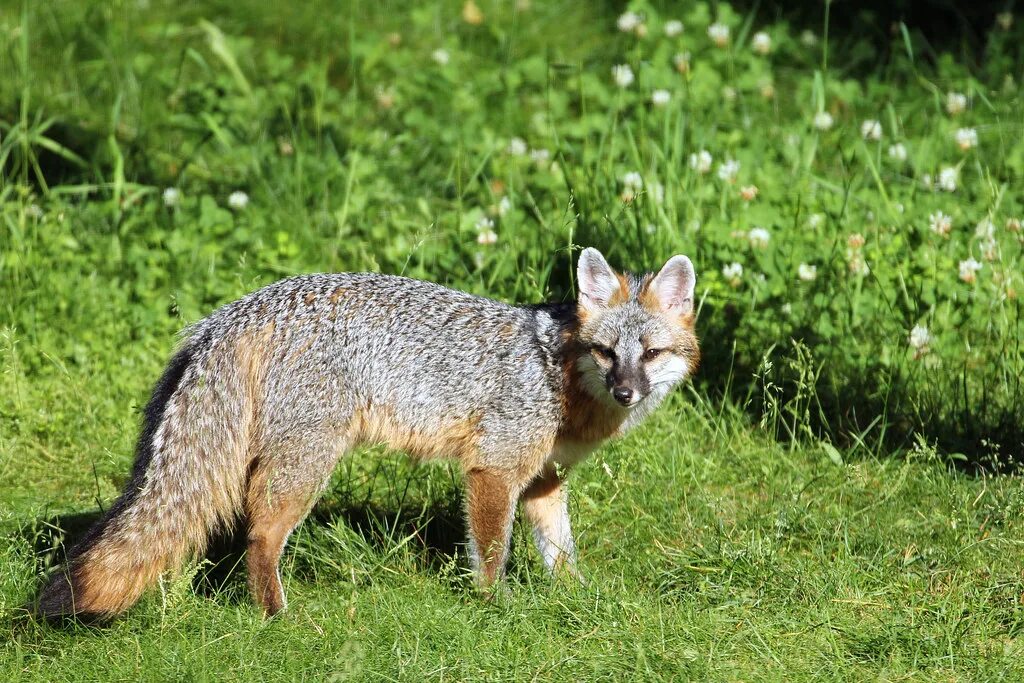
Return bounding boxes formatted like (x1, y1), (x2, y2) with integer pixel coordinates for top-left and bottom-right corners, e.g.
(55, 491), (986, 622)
(648, 255), (696, 316)
(577, 247), (622, 312)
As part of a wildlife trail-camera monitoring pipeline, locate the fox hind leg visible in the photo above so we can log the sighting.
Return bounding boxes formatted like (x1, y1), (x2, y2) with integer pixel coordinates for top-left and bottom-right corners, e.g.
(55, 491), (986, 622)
(245, 490), (310, 615)
(244, 435), (345, 615)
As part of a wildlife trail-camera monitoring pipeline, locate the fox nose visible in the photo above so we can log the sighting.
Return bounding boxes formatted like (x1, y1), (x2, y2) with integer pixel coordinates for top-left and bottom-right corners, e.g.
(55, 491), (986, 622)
(612, 386), (634, 406)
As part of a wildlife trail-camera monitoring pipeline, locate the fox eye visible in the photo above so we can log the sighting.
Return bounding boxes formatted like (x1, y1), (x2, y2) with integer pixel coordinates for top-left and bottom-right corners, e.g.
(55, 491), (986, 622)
(591, 345), (615, 362)
(642, 348), (664, 361)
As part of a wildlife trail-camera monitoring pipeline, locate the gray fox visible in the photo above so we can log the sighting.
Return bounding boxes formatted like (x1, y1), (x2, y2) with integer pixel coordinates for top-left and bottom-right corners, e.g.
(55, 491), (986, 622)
(37, 247), (698, 619)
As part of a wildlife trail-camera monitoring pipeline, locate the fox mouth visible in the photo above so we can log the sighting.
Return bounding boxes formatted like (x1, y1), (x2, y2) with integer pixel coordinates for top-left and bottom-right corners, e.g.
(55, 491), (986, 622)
(610, 390), (645, 408)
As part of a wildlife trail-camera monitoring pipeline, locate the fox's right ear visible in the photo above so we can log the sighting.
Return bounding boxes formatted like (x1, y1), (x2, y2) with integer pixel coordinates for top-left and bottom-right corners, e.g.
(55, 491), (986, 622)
(577, 247), (623, 313)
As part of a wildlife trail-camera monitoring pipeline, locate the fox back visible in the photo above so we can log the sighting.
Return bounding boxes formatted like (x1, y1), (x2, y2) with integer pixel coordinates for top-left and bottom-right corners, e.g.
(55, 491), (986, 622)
(204, 272), (571, 470)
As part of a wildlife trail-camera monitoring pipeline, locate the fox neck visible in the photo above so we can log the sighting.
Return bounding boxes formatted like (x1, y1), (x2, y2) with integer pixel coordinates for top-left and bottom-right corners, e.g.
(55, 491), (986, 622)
(557, 351), (628, 443)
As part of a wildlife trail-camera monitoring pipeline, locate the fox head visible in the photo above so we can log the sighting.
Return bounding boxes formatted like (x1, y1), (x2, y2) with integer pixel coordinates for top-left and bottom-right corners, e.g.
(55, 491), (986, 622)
(573, 247), (699, 409)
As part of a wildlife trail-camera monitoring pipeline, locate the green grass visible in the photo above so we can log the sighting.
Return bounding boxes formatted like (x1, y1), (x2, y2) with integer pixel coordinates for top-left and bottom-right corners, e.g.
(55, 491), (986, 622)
(5, 402), (1024, 679)
(3, 0), (1024, 679)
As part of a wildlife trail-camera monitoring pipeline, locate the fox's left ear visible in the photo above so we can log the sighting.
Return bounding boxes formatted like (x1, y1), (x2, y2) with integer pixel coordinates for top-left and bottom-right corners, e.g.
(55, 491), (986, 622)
(648, 255), (696, 316)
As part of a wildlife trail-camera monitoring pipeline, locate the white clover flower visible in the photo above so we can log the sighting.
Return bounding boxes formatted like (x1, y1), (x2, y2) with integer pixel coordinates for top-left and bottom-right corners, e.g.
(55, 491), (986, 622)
(708, 22), (730, 47)
(689, 150), (713, 174)
(162, 187), (181, 207)
(797, 263), (817, 281)
(497, 196), (512, 216)
(846, 234), (868, 275)
(1007, 217), (1022, 233)
(650, 182), (665, 204)
(938, 166), (958, 192)
(431, 48), (450, 65)
(807, 213), (824, 229)
(664, 20), (683, 37)
(530, 110), (548, 132)
(672, 52), (691, 74)
(477, 229), (498, 245)
(929, 211), (952, 236)
(717, 159), (740, 183)
(612, 64), (635, 88)
(227, 191), (249, 210)
(748, 226), (770, 248)
(739, 185), (758, 201)
(975, 217), (995, 240)
(507, 137), (528, 156)
(959, 257), (982, 283)
(980, 238), (999, 262)
(374, 86), (396, 110)
(621, 171), (643, 190)
(800, 29), (818, 46)
(955, 127), (978, 151)
(848, 254), (870, 276)
(946, 91), (967, 115)
(475, 215), (495, 231)
(888, 143), (908, 162)
(616, 11), (641, 33)
(760, 81), (775, 99)
(721, 86), (737, 102)
(751, 31), (771, 55)
(651, 89), (671, 106)
(529, 147), (551, 166)
(997, 12), (1013, 30)
(722, 262), (743, 282)
(909, 325), (932, 353)
(619, 171), (643, 202)
(860, 119), (883, 141)
(813, 111), (834, 131)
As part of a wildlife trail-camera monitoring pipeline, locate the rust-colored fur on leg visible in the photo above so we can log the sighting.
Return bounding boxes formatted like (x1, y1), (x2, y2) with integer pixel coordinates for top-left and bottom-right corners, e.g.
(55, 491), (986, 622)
(465, 468), (520, 587)
(243, 436), (342, 616)
(246, 492), (310, 616)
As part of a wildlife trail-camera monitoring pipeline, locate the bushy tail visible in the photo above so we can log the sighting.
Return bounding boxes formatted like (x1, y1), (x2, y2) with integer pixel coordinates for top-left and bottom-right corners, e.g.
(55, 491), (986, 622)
(37, 332), (256, 620)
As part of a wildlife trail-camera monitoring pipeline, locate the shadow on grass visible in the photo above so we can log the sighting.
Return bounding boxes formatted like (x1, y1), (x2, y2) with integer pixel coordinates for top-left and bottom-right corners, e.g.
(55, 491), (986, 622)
(692, 298), (1024, 472)
(307, 495), (467, 568)
(22, 491), (472, 615)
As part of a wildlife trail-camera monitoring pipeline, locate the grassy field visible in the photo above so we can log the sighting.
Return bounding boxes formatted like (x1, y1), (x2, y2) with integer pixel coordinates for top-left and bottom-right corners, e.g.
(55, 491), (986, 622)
(2, 0), (1024, 679)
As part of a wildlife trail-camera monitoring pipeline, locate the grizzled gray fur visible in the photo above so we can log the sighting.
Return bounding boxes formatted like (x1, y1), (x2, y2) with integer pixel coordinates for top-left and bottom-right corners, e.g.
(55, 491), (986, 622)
(37, 247), (699, 619)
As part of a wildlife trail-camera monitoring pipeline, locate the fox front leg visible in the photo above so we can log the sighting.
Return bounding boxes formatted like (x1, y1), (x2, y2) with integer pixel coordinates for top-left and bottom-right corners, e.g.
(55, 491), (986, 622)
(521, 468), (581, 581)
(464, 467), (520, 589)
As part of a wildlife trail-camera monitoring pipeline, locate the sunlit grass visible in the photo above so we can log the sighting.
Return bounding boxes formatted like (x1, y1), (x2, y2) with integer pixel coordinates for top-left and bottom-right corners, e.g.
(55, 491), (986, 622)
(2, 0), (1024, 679)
